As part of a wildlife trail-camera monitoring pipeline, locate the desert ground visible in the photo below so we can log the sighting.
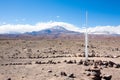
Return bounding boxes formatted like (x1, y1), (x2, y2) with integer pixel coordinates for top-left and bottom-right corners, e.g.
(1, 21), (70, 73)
(0, 36), (120, 80)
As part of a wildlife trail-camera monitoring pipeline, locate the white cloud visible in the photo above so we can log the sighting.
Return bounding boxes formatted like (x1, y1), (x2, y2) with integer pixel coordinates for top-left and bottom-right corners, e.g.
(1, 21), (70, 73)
(0, 24), (34, 34)
(87, 26), (120, 34)
(35, 21), (80, 32)
(0, 21), (80, 34)
(0, 21), (120, 34)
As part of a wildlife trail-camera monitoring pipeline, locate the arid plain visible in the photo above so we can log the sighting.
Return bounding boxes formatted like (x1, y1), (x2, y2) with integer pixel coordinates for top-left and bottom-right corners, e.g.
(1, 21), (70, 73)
(0, 35), (120, 80)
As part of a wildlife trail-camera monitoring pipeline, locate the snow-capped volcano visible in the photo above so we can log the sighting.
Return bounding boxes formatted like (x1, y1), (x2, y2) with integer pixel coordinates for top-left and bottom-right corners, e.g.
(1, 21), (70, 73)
(51, 26), (67, 31)
(0, 21), (120, 35)
(25, 26), (80, 36)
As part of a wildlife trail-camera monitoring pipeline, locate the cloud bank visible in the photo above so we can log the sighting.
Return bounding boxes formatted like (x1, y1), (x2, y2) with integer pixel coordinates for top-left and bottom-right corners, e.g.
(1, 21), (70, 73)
(87, 26), (120, 34)
(0, 21), (80, 34)
(0, 21), (120, 34)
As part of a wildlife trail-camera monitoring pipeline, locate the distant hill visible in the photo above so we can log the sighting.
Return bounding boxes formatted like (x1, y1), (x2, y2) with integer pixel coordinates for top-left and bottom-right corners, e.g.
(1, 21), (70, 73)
(0, 26), (120, 39)
(0, 26), (81, 39)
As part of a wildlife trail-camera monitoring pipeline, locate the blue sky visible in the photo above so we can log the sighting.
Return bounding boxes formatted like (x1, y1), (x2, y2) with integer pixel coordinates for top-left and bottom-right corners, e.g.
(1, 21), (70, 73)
(0, 0), (120, 27)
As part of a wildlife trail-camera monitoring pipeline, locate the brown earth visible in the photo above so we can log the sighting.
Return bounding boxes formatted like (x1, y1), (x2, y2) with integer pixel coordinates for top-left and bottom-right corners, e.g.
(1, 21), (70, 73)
(0, 36), (120, 80)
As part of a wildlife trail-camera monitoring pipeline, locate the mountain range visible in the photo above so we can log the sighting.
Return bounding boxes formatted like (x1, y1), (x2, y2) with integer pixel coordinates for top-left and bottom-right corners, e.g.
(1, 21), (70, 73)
(21, 26), (120, 35)
(0, 26), (119, 39)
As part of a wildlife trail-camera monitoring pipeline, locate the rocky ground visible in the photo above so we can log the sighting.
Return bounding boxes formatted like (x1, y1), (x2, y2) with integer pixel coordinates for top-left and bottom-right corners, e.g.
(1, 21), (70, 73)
(0, 37), (120, 80)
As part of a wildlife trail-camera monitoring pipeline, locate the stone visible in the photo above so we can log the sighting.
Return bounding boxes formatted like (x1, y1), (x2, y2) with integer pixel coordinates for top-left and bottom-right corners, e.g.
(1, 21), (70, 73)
(64, 60), (67, 62)
(7, 78), (11, 80)
(68, 73), (76, 78)
(83, 60), (89, 66)
(60, 72), (67, 76)
(90, 72), (98, 76)
(102, 61), (108, 66)
(113, 64), (120, 68)
(48, 70), (52, 73)
(102, 75), (112, 80)
(103, 65), (107, 68)
(78, 60), (83, 65)
(85, 71), (91, 76)
(67, 60), (73, 64)
(108, 61), (114, 67)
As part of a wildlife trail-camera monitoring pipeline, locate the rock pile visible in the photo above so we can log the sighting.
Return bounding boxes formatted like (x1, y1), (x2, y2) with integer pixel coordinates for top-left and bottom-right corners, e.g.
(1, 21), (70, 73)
(84, 66), (112, 80)
(35, 60), (61, 64)
(78, 59), (120, 68)
(66, 60), (76, 64)
(85, 66), (101, 80)
(1, 62), (32, 66)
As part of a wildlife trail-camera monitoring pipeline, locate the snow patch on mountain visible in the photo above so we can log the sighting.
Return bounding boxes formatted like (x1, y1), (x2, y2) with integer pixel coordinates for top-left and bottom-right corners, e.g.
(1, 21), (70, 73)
(0, 21), (120, 35)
